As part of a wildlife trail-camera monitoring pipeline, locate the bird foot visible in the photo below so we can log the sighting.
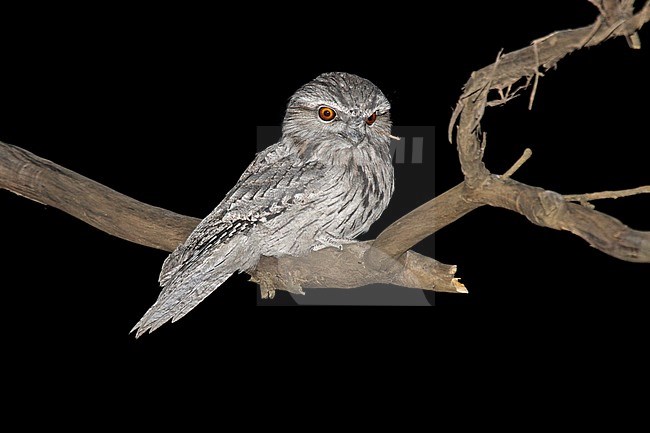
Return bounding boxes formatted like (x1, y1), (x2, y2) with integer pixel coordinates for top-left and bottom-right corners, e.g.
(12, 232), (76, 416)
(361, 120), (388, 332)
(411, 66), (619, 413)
(313, 234), (358, 251)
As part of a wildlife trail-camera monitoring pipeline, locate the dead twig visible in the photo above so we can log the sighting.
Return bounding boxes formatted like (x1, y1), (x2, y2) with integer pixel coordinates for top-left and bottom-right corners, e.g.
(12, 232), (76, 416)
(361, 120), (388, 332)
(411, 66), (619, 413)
(564, 186), (650, 202)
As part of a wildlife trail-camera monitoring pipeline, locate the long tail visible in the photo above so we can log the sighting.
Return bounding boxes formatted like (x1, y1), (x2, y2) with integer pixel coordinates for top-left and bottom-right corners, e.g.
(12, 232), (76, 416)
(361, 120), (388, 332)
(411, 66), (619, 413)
(131, 241), (247, 338)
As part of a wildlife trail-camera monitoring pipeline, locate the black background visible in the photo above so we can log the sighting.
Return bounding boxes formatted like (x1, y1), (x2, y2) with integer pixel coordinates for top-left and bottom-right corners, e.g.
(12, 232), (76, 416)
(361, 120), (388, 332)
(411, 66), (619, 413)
(1, 2), (648, 358)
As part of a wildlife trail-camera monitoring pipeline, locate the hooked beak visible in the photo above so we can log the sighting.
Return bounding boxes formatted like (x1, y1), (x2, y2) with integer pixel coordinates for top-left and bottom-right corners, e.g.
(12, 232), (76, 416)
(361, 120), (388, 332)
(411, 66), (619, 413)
(339, 126), (366, 146)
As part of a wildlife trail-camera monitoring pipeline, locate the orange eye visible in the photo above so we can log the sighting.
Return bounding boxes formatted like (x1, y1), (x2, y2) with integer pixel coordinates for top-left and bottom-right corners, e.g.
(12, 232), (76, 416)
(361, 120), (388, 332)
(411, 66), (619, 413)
(318, 106), (336, 122)
(365, 112), (377, 125)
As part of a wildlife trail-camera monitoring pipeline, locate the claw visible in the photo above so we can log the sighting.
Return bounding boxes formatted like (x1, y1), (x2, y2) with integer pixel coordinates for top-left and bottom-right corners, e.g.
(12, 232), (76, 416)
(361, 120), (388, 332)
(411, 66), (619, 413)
(314, 233), (358, 251)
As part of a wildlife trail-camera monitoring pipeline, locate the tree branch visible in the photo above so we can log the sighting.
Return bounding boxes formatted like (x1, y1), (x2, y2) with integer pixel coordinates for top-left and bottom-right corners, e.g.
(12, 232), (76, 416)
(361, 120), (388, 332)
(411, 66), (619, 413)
(468, 177), (650, 263)
(0, 139), (466, 294)
(367, 148), (533, 267)
(442, 0), (650, 264)
(0, 140), (199, 251)
(252, 243), (466, 300)
(368, 0), (649, 268)
(448, 0), (650, 146)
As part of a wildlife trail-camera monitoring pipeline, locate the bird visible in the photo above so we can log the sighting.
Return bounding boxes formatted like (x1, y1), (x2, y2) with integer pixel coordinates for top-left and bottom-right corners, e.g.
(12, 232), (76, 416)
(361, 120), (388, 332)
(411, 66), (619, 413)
(132, 72), (395, 337)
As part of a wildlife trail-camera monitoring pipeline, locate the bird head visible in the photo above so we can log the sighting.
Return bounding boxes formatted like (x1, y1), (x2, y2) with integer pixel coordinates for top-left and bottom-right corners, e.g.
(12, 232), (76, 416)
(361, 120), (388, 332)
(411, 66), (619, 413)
(282, 72), (392, 152)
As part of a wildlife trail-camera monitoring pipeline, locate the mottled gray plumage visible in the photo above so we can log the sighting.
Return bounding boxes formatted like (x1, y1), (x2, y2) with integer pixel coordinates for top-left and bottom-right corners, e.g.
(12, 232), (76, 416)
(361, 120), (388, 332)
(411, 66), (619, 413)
(132, 72), (395, 337)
